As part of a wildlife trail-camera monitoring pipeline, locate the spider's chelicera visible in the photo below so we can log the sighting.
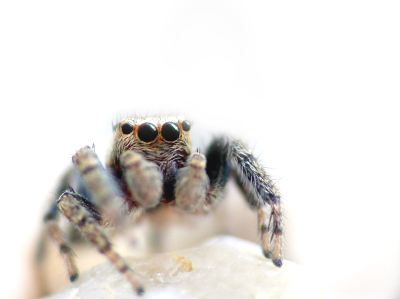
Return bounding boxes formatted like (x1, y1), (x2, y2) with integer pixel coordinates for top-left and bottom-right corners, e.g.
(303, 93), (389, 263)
(41, 116), (283, 296)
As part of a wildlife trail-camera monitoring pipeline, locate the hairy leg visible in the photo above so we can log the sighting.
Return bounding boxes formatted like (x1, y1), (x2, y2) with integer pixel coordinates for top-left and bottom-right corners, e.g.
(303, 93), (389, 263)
(57, 190), (144, 295)
(205, 136), (283, 267)
(36, 167), (101, 295)
(229, 137), (283, 267)
(43, 216), (79, 282)
(258, 205), (283, 267)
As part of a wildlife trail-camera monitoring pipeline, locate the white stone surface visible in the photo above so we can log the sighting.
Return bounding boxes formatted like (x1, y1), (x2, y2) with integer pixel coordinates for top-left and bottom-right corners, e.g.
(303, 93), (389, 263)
(42, 236), (334, 299)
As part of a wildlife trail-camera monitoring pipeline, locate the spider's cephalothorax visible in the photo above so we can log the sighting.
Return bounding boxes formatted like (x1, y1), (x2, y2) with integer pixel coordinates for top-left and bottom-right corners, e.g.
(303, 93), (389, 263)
(40, 116), (284, 296)
(112, 117), (192, 164)
(107, 117), (193, 206)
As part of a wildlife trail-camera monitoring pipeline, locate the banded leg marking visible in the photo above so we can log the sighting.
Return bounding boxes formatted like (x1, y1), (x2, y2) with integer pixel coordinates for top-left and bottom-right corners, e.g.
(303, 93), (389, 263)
(270, 202), (283, 267)
(258, 207), (272, 259)
(57, 191), (144, 295)
(258, 203), (283, 266)
(45, 220), (79, 281)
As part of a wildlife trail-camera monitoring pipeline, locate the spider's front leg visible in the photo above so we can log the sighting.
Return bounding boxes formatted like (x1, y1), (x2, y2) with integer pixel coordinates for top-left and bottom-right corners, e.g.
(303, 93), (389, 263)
(229, 137), (283, 267)
(205, 136), (283, 267)
(57, 190), (144, 295)
(42, 192), (80, 284)
(61, 146), (145, 295)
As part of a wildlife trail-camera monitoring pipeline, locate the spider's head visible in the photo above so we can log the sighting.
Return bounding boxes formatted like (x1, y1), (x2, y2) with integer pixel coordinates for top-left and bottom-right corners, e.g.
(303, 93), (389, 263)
(109, 116), (192, 167)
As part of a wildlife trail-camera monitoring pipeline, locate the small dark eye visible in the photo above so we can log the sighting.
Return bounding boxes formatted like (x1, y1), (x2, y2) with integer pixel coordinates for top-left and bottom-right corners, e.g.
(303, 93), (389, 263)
(138, 122), (158, 142)
(121, 122), (134, 134)
(181, 120), (191, 132)
(161, 122), (180, 141)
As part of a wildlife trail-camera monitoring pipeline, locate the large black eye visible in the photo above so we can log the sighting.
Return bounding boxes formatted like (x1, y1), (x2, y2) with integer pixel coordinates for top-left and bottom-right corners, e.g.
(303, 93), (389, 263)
(138, 122), (158, 142)
(181, 120), (191, 132)
(121, 122), (134, 134)
(161, 122), (180, 141)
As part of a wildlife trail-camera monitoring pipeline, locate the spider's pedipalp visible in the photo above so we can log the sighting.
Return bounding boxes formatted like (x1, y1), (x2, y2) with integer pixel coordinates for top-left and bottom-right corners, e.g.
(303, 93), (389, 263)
(175, 152), (210, 211)
(72, 146), (126, 224)
(120, 150), (163, 208)
(57, 191), (144, 295)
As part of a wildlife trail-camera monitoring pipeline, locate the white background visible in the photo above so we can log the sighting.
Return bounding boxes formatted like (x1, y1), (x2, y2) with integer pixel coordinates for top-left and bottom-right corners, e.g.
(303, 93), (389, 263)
(1, 1), (399, 299)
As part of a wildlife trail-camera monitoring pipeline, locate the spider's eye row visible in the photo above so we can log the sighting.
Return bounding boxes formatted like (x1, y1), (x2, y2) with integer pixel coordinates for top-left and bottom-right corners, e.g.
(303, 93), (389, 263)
(138, 122), (158, 142)
(161, 122), (180, 141)
(181, 120), (191, 132)
(121, 122), (134, 134)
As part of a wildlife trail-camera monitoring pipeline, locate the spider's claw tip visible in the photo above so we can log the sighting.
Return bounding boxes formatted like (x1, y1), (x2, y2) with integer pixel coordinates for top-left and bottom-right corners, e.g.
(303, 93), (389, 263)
(136, 286), (145, 296)
(272, 258), (283, 268)
(262, 249), (272, 259)
(70, 273), (79, 282)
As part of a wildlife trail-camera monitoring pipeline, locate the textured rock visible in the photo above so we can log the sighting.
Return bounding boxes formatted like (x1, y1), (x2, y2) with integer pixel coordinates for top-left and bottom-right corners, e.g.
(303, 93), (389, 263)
(42, 236), (334, 299)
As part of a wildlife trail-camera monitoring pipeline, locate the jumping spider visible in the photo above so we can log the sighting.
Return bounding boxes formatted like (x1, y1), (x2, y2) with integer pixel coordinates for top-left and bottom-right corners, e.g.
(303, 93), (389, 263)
(41, 116), (283, 296)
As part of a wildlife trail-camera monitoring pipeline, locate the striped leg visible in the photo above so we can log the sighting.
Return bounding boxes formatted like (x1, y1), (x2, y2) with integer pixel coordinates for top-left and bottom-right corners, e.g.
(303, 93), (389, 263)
(258, 207), (272, 259)
(36, 169), (100, 295)
(57, 190), (144, 295)
(205, 136), (284, 267)
(44, 217), (79, 282)
(229, 137), (283, 267)
(270, 202), (283, 266)
(258, 204), (283, 266)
